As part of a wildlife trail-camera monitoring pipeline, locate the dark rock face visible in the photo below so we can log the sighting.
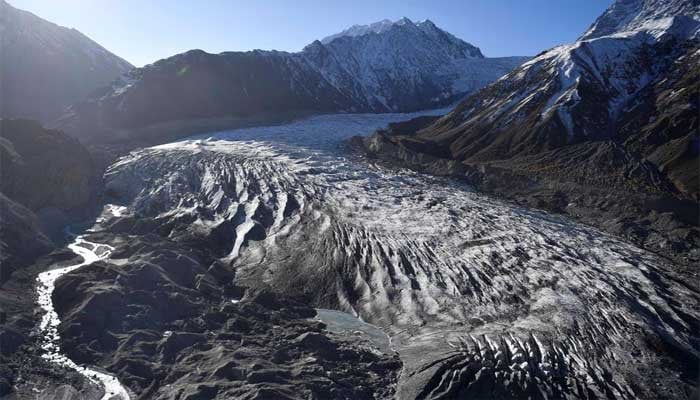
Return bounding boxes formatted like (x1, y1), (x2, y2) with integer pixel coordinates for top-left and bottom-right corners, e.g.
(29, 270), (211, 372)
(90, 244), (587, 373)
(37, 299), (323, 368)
(1, 119), (96, 212)
(52, 228), (401, 399)
(56, 18), (527, 145)
(0, 119), (97, 280)
(0, 0), (133, 122)
(0, 193), (53, 283)
(356, 0), (700, 268)
(57, 49), (357, 144)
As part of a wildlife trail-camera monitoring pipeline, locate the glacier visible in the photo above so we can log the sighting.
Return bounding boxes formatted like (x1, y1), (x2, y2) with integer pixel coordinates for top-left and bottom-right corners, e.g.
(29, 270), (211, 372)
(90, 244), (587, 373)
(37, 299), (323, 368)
(100, 110), (699, 399)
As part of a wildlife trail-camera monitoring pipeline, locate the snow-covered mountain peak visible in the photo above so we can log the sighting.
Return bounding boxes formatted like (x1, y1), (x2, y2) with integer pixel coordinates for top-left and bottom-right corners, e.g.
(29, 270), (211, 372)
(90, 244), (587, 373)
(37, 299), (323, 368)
(319, 17), (462, 46)
(415, 19), (441, 32)
(321, 18), (399, 44)
(502, 0), (699, 142)
(411, 0), (700, 193)
(580, 0), (700, 40)
(300, 16), (504, 112)
(319, 17), (483, 59)
(395, 16), (413, 25)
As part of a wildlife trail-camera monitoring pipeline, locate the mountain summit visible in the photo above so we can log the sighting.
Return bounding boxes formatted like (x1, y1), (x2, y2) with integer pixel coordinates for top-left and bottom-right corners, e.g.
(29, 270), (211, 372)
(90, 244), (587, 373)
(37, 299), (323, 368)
(580, 0), (700, 40)
(320, 17), (482, 60)
(302, 17), (491, 112)
(57, 18), (526, 144)
(321, 18), (399, 44)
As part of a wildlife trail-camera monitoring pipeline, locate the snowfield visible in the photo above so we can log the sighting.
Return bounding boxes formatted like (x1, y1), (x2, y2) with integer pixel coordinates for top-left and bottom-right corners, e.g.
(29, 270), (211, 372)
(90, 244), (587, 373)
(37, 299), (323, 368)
(104, 111), (699, 399)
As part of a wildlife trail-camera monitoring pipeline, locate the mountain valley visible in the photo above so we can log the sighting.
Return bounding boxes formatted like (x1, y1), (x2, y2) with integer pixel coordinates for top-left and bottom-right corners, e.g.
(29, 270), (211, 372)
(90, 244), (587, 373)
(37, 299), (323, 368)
(0, 1), (698, 399)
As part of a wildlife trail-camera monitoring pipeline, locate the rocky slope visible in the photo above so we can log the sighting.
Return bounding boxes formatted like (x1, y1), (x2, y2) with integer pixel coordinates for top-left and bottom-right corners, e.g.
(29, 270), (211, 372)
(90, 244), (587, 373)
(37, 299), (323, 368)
(0, 0), (133, 122)
(56, 18), (527, 145)
(0, 193), (53, 283)
(0, 119), (97, 280)
(358, 0), (700, 267)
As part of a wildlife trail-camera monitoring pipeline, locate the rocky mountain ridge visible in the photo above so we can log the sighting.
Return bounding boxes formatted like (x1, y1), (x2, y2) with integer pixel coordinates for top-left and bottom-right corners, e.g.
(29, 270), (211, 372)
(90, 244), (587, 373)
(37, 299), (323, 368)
(56, 18), (527, 145)
(0, 0), (133, 122)
(0, 119), (97, 281)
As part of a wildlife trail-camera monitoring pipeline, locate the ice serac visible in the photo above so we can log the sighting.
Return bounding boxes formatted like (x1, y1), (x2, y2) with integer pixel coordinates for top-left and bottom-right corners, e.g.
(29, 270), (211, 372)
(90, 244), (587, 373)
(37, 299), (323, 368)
(56, 18), (527, 144)
(0, 1), (133, 122)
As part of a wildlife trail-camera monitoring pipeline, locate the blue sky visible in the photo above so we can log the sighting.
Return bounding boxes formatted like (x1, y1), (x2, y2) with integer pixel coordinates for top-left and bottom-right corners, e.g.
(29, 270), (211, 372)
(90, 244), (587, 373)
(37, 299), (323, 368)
(12, 0), (612, 67)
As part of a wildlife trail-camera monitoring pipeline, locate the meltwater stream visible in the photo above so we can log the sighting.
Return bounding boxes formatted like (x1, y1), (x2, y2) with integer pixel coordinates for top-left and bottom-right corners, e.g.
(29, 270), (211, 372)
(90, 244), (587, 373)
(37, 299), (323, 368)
(36, 207), (131, 400)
